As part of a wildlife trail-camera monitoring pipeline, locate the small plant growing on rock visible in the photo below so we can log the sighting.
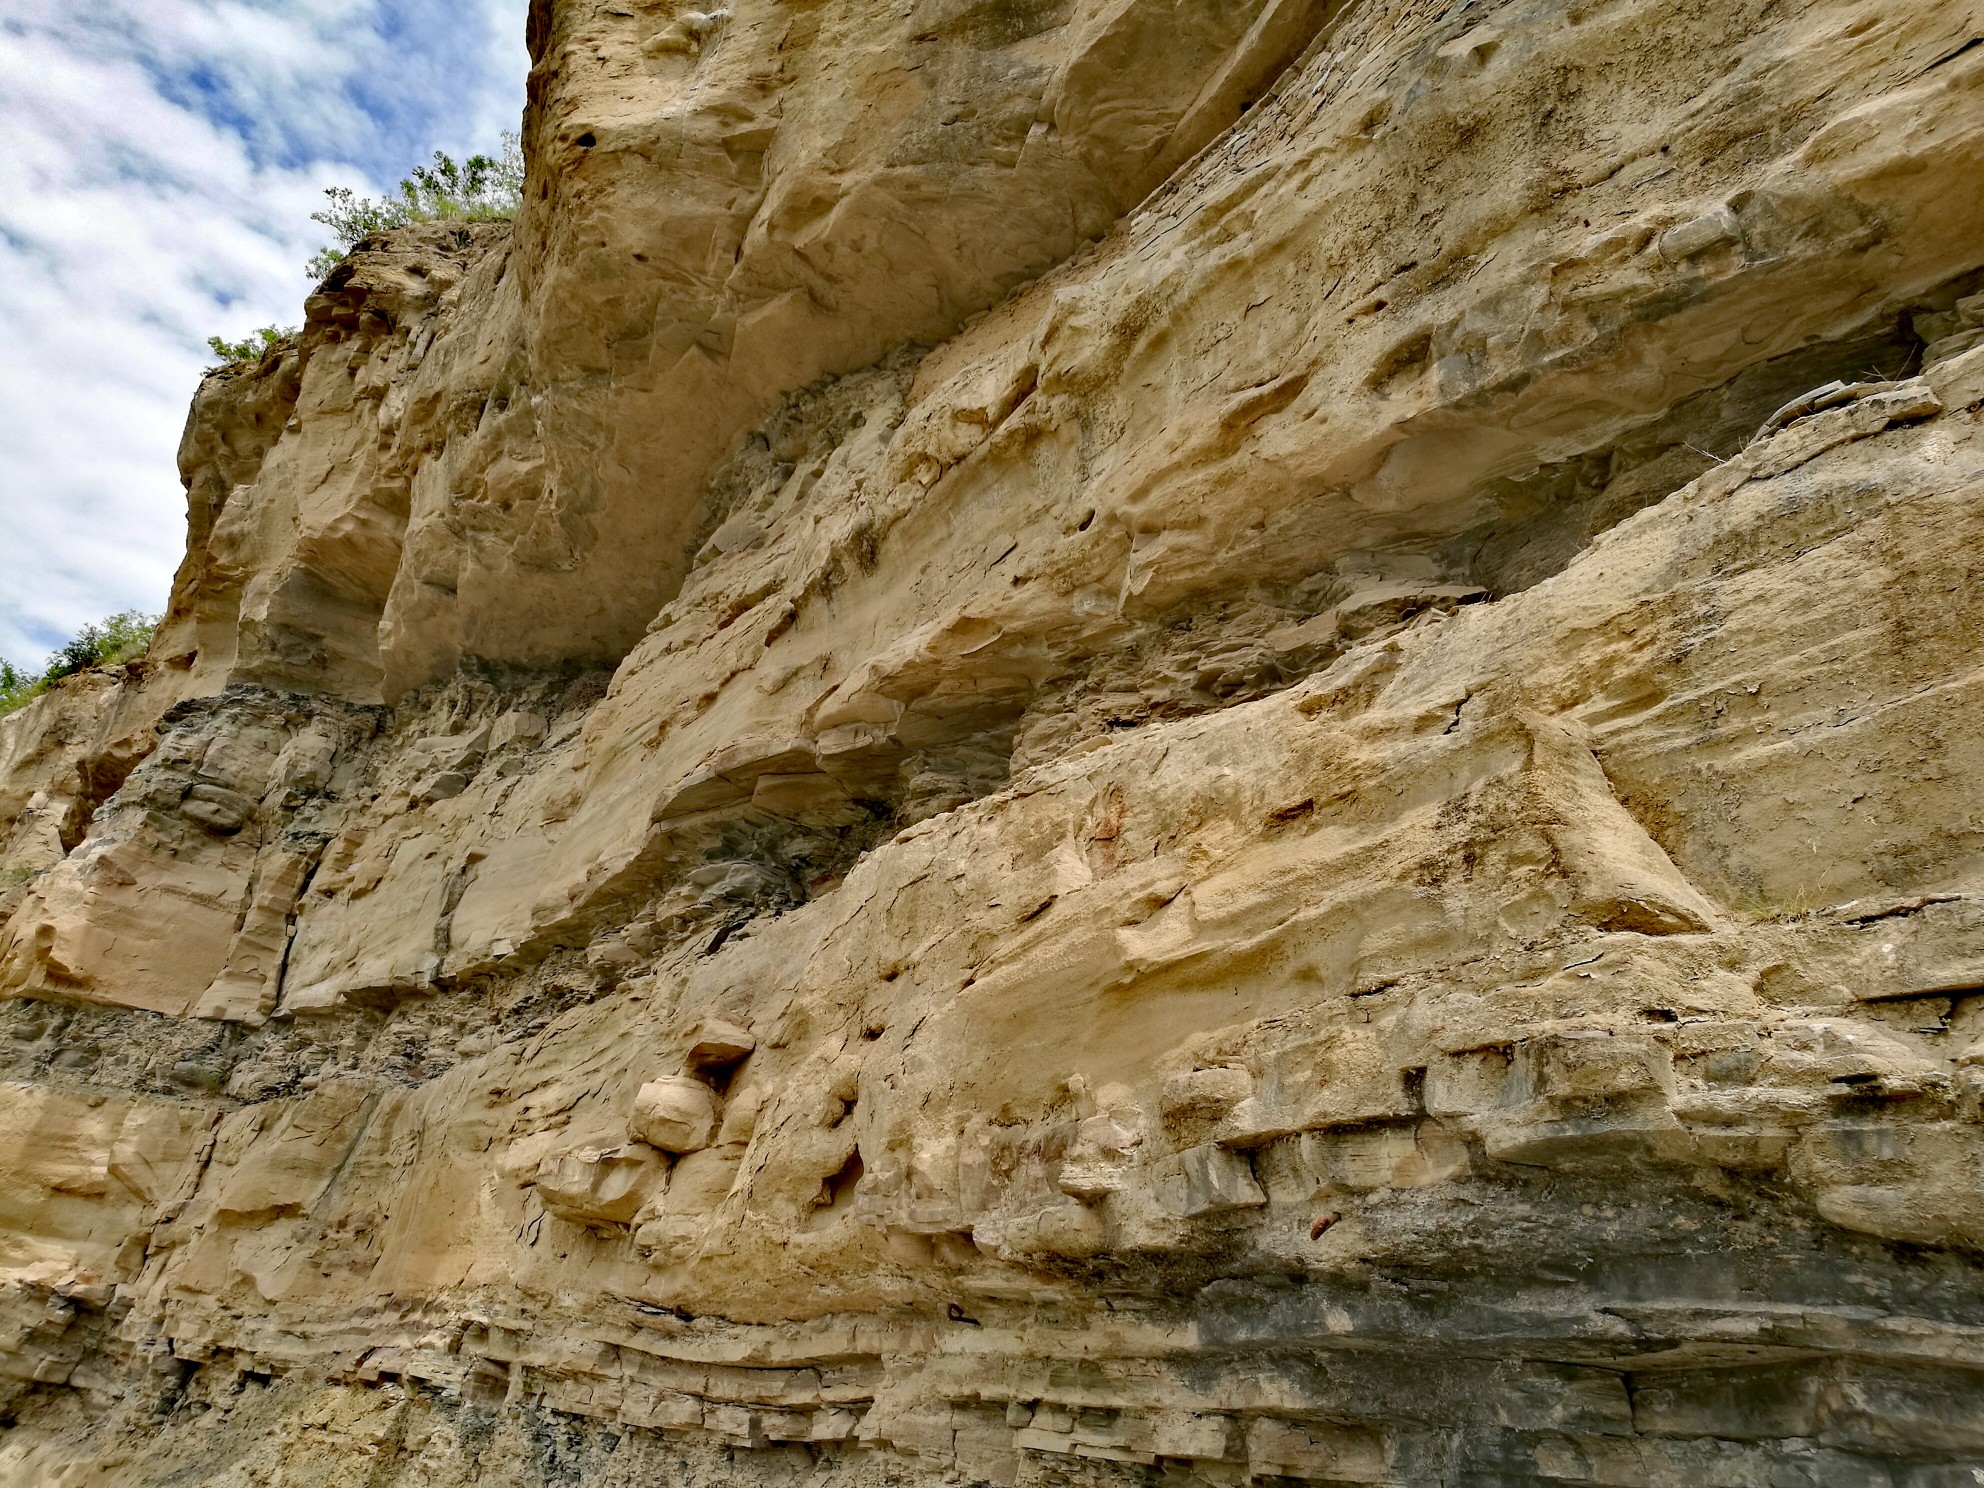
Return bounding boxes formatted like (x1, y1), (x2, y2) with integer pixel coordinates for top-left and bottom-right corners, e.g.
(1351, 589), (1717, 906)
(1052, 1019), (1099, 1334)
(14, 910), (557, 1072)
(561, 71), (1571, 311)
(206, 325), (295, 367)
(305, 132), (525, 281)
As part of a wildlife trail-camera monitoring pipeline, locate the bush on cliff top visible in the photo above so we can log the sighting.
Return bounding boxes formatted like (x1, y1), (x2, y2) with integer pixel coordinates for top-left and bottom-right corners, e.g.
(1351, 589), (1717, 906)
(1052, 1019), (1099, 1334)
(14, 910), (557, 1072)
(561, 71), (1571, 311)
(207, 135), (525, 368)
(206, 135), (523, 371)
(304, 132), (525, 281)
(206, 325), (296, 368)
(0, 612), (160, 719)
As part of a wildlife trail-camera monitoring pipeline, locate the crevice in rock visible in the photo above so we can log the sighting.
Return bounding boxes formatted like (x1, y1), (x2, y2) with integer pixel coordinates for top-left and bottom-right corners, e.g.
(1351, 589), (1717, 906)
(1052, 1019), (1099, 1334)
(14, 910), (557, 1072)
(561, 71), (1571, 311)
(676, 347), (926, 587)
(0, 937), (609, 1101)
(1439, 313), (1932, 597)
(54, 682), (160, 856)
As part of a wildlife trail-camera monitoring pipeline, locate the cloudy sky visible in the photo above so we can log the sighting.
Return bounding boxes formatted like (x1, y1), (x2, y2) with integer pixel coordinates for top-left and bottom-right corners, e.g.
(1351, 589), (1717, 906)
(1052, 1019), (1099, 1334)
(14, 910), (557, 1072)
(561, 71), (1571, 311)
(0, 0), (529, 670)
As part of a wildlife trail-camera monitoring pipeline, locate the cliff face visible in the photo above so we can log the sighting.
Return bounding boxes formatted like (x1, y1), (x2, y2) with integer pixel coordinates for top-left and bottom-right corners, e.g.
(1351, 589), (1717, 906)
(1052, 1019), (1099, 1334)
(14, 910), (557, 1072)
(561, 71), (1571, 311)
(4, 0), (1984, 1483)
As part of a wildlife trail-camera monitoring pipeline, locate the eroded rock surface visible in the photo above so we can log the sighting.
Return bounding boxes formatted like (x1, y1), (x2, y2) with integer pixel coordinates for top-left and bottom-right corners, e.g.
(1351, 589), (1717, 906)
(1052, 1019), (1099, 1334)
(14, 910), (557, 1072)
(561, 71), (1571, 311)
(4, 0), (1984, 1482)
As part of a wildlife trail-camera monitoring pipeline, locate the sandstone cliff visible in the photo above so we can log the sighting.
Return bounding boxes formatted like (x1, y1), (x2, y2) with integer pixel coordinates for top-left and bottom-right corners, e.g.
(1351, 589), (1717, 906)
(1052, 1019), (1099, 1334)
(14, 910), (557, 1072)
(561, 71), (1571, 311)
(4, 0), (1984, 1482)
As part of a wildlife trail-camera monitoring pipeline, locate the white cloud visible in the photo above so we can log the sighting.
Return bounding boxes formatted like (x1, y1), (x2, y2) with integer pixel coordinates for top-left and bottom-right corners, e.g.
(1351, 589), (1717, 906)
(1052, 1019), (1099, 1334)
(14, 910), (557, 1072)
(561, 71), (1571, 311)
(0, 0), (527, 668)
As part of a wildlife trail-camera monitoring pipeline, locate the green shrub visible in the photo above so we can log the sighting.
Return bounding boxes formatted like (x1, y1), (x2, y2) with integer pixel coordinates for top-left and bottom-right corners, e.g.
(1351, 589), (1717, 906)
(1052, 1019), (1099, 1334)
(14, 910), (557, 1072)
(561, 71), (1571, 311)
(0, 663), (33, 717)
(204, 136), (525, 372)
(0, 612), (161, 720)
(206, 325), (295, 367)
(49, 611), (158, 676)
(305, 132), (525, 281)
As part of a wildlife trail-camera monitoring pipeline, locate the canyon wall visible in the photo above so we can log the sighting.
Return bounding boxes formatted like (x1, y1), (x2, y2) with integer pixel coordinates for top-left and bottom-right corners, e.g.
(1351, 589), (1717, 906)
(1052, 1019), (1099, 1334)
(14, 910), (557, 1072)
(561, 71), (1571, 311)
(4, 0), (1984, 1482)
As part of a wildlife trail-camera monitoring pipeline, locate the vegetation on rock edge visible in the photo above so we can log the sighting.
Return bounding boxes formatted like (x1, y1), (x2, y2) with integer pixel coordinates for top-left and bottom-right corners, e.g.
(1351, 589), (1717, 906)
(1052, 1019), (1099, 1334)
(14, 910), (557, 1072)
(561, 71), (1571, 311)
(206, 325), (295, 367)
(0, 612), (160, 719)
(304, 133), (525, 281)
(206, 134), (525, 368)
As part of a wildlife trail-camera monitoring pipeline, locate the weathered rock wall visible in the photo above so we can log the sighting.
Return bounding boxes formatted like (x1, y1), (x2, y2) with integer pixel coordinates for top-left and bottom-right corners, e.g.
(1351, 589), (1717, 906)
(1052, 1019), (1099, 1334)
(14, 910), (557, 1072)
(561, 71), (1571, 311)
(4, 0), (1984, 1482)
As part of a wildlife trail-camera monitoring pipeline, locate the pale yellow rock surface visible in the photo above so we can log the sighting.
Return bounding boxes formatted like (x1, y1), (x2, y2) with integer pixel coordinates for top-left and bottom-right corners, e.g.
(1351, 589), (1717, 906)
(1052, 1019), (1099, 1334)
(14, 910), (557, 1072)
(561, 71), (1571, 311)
(4, 0), (1984, 1482)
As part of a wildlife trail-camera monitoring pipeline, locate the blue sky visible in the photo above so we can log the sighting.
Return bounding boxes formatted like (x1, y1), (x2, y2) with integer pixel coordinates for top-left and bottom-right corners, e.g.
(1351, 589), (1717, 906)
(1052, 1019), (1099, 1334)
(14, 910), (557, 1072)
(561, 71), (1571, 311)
(0, 0), (529, 670)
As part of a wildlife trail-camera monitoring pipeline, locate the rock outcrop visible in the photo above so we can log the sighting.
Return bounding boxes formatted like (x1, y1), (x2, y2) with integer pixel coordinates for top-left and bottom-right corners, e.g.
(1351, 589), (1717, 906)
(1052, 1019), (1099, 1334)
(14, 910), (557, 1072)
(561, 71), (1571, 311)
(5, 0), (1984, 1482)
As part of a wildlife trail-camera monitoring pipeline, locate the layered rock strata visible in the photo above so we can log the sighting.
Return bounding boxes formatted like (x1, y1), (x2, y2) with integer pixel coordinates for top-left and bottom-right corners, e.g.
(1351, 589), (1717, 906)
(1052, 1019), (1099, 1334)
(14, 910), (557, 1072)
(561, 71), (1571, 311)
(4, 0), (1984, 1482)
